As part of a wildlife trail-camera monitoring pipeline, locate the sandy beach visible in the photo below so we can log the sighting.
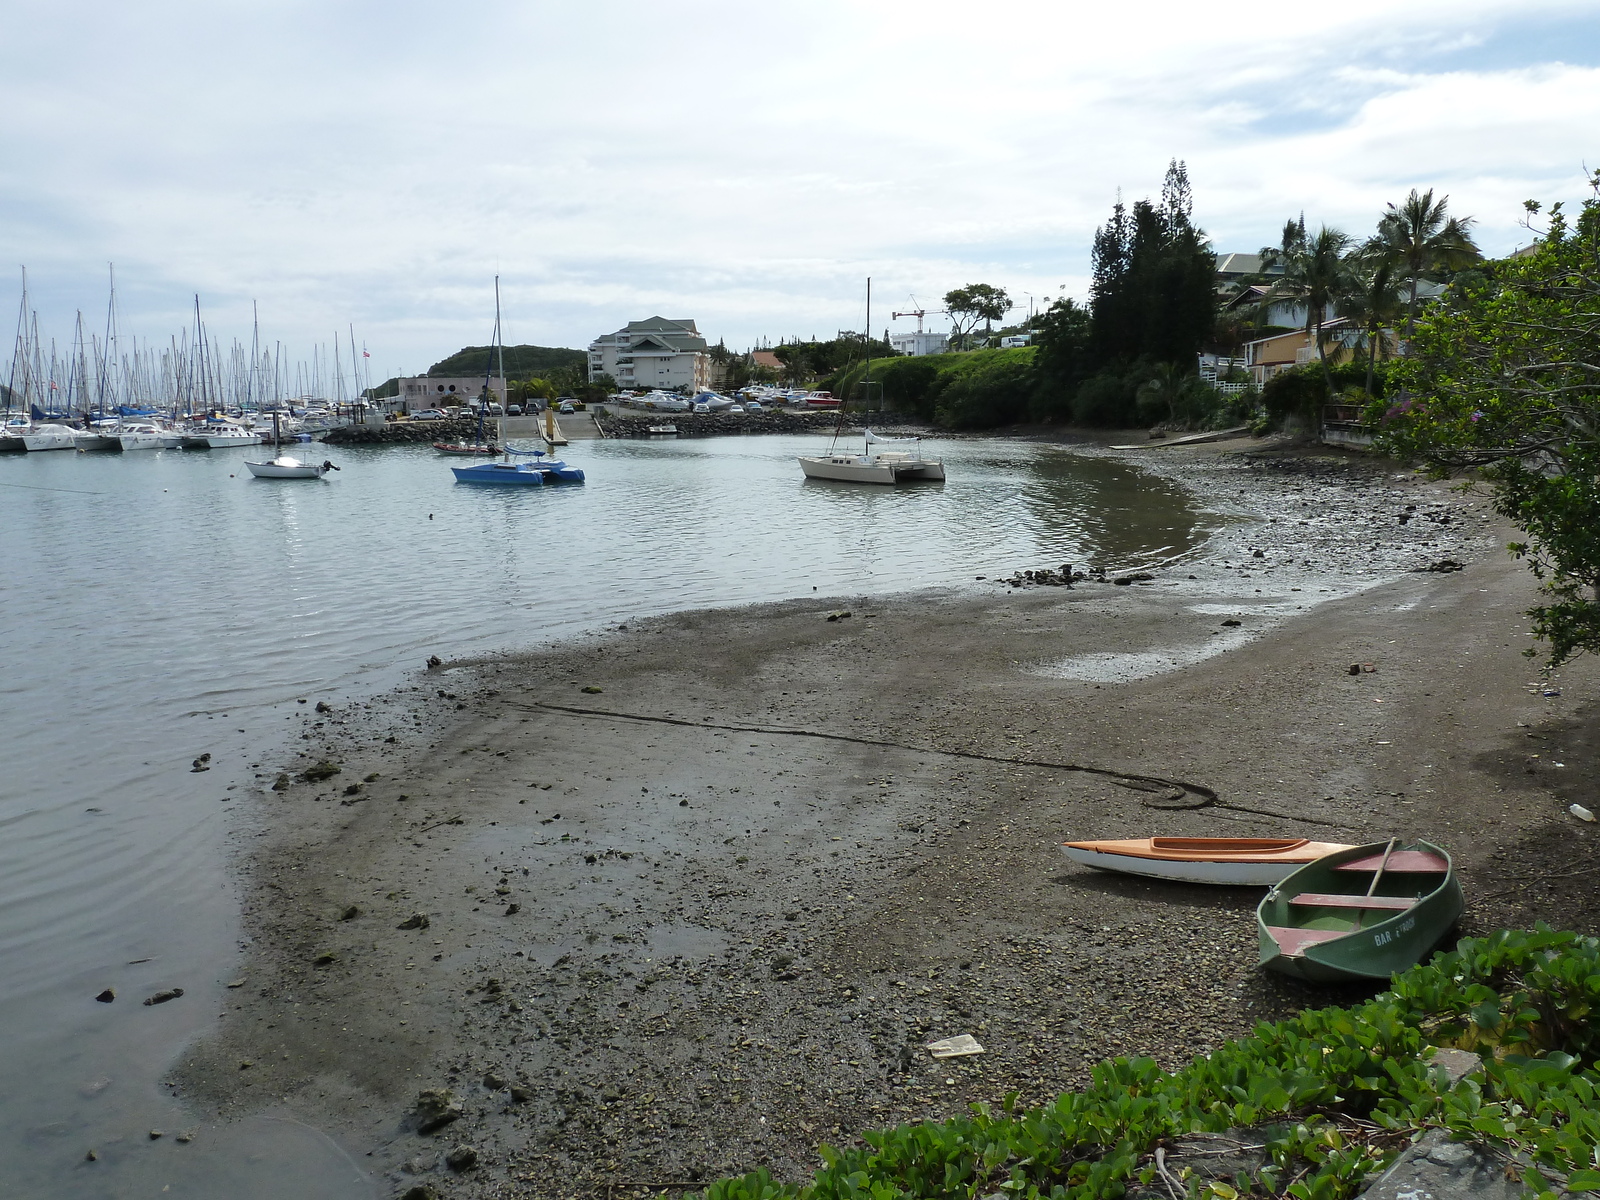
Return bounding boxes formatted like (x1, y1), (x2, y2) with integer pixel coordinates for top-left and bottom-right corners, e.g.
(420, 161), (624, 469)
(176, 434), (1600, 1200)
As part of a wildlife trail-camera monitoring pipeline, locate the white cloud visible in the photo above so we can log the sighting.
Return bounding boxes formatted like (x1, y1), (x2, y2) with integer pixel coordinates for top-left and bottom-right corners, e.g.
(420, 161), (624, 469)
(1, 0), (1596, 377)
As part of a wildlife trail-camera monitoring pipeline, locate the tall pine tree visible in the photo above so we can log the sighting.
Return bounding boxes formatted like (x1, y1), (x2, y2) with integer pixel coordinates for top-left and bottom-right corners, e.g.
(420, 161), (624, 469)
(1086, 160), (1217, 372)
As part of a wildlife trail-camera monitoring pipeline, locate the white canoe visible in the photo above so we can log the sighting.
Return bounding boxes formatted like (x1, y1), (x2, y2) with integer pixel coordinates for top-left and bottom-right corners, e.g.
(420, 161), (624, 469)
(1061, 837), (1358, 886)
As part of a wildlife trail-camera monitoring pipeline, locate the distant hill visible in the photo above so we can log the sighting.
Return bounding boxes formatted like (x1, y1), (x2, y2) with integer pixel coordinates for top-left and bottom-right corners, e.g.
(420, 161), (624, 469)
(427, 344), (586, 379)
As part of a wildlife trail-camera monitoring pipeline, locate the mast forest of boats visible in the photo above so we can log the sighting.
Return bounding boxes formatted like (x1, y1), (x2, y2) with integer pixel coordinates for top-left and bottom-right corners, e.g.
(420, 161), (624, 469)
(2, 267), (382, 449)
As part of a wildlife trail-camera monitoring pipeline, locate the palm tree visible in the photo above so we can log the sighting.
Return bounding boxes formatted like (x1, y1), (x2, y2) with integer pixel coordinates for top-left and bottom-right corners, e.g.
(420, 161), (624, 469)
(1342, 248), (1406, 396)
(1258, 213), (1307, 274)
(1371, 189), (1481, 337)
(1263, 225), (1356, 391)
(1137, 362), (1189, 425)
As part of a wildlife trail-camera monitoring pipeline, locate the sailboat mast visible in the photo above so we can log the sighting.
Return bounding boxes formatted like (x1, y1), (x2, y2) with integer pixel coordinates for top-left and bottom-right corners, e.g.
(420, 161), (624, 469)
(97, 264), (116, 415)
(827, 276), (869, 452)
(249, 301), (260, 411)
(6, 268), (28, 421)
(495, 279), (507, 450)
(476, 276), (499, 451)
(194, 296), (212, 412)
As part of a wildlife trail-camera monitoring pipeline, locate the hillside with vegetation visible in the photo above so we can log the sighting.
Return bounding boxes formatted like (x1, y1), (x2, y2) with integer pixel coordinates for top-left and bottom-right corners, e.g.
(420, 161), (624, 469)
(426, 344), (586, 378)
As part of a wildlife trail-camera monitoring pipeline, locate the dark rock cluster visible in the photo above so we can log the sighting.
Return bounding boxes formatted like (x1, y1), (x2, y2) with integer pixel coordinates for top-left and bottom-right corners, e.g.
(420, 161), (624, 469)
(1001, 564), (1093, 588)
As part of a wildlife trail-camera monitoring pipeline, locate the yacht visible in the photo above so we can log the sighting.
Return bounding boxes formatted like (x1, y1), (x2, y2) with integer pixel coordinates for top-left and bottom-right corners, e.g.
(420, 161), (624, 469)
(118, 422), (181, 451)
(22, 424), (82, 452)
(182, 423), (261, 448)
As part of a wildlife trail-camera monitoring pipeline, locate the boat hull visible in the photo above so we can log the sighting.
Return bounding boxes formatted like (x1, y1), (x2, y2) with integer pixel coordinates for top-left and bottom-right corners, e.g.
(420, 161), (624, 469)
(451, 460), (584, 485)
(182, 431), (261, 448)
(74, 434), (123, 451)
(799, 455), (945, 484)
(245, 458), (328, 479)
(452, 462), (544, 485)
(118, 433), (179, 451)
(1060, 838), (1356, 886)
(22, 429), (80, 451)
(1256, 839), (1464, 982)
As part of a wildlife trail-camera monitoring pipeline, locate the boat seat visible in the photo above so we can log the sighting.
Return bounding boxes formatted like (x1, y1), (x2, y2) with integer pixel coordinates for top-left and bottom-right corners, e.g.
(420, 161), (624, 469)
(1288, 892), (1414, 910)
(1265, 925), (1349, 957)
(1334, 850), (1448, 873)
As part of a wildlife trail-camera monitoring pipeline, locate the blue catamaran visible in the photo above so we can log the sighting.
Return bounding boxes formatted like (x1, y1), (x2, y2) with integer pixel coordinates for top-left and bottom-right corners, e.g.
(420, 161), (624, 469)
(450, 278), (584, 488)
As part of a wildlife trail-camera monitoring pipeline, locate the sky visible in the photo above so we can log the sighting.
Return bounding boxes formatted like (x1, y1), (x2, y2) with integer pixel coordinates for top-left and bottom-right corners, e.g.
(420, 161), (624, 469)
(2, 0), (1598, 386)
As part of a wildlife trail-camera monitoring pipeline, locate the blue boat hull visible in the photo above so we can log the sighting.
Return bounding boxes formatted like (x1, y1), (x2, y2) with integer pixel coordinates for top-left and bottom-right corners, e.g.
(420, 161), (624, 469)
(450, 461), (585, 486)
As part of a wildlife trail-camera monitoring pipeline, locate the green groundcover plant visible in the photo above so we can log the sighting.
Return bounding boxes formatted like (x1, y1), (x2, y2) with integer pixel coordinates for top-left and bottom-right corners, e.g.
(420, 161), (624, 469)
(698, 927), (1600, 1200)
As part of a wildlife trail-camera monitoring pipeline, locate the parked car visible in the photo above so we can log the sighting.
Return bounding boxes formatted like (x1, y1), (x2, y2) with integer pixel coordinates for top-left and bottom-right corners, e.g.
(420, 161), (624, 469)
(728, 405), (745, 414)
(410, 409), (447, 420)
(558, 401), (575, 414)
(745, 401), (763, 412)
(507, 404), (523, 415)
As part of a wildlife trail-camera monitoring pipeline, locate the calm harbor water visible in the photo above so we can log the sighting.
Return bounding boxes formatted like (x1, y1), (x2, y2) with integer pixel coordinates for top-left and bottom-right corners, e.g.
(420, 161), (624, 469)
(0, 432), (1214, 1196)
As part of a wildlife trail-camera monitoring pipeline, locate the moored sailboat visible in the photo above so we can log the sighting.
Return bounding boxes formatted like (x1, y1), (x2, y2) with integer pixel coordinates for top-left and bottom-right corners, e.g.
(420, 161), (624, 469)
(450, 279), (585, 488)
(245, 411), (338, 478)
(798, 278), (944, 485)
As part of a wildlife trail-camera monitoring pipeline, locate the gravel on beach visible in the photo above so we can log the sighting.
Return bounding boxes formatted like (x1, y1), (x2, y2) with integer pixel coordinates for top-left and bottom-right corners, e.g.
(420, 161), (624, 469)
(174, 435), (1600, 1200)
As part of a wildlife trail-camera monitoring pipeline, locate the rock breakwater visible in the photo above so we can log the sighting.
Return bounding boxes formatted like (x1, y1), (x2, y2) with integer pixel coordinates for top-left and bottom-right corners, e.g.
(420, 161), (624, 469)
(603, 410), (845, 438)
(323, 419), (482, 445)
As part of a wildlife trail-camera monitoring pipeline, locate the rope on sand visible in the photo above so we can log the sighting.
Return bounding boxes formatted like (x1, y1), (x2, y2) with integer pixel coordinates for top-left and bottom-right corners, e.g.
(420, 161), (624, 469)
(512, 700), (1352, 828)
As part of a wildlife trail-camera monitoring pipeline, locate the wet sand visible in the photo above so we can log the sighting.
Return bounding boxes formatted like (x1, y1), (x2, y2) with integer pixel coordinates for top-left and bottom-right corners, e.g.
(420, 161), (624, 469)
(175, 437), (1600, 1199)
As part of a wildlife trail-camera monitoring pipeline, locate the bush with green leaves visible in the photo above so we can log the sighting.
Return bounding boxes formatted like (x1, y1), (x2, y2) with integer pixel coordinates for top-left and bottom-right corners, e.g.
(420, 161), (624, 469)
(697, 926), (1600, 1200)
(832, 348), (1038, 429)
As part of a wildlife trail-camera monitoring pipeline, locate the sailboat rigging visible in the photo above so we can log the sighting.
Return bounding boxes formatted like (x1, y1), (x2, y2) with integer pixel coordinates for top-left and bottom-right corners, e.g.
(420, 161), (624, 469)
(450, 277), (584, 486)
(797, 277), (945, 484)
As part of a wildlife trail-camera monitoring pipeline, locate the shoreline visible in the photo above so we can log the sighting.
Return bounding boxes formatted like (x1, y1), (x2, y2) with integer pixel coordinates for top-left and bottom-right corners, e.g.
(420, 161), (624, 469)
(175, 435), (1600, 1199)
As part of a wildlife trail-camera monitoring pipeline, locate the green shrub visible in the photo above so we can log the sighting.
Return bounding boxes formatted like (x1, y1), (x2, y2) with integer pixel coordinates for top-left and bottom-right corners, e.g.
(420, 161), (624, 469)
(692, 927), (1600, 1200)
(833, 348), (1038, 429)
(934, 349), (1037, 429)
(1261, 366), (1327, 422)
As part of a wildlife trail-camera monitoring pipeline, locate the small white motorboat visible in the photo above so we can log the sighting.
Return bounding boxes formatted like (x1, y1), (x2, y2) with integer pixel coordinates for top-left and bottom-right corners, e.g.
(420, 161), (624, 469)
(244, 455), (339, 479)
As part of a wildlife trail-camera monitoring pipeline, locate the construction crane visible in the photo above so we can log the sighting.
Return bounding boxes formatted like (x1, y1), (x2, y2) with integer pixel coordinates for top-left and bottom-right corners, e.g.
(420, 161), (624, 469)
(891, 296), (946, 333)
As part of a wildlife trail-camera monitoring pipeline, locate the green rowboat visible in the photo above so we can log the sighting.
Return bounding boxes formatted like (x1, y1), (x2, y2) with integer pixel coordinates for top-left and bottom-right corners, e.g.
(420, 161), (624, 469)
(1256, 839), (1464, 983)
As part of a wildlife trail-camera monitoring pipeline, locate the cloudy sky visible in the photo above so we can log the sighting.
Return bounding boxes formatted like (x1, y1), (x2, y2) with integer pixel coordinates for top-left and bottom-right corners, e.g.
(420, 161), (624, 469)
(3, 0), (1597, 383)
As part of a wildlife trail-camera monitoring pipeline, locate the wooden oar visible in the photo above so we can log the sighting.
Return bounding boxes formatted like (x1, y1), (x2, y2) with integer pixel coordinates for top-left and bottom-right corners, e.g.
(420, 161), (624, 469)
(1355, 838), (1399, 929)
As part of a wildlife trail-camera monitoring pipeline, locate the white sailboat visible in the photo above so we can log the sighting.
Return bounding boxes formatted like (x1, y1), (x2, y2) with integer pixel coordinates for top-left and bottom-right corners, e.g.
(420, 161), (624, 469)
(245, 456), (337, 479)
(244, 411), (338, 478)
(799, 429), (946, 483)
(798, 278), (944, 485)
